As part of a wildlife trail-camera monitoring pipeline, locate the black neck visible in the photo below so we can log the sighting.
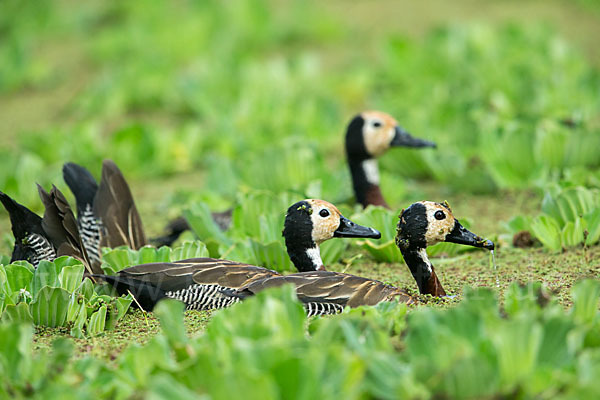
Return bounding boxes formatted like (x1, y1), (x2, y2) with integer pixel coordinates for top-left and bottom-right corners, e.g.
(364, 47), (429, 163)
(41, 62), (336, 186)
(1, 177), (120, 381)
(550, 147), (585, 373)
(400, 246), (446, 296)
(348, 157), (380, 207)
(400, 247), (431, 293)
(285, 242), (322, 272)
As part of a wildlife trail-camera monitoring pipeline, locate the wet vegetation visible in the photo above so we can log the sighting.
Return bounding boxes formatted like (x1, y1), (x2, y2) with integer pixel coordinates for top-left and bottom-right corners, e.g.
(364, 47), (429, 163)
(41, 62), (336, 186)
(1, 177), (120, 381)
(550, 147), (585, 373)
(1, 0), (600, 397)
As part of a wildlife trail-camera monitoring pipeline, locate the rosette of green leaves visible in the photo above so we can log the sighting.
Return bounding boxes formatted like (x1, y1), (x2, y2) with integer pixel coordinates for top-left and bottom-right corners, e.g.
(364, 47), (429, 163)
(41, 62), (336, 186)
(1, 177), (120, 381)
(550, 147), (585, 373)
(0, 256), (132, 338)
(100, 240), (210, 274)
(1, 280), (600, 397)
(507, 185), (600, 251)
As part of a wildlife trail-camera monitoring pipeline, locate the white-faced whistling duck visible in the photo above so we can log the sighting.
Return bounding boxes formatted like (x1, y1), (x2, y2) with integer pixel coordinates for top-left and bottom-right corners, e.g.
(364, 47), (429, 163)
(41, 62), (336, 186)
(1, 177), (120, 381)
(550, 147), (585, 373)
(95, 199), (381, 311)
(152, 111), (435, 247)
(345, 111), (436, 209)
(226, 201), (494, 317)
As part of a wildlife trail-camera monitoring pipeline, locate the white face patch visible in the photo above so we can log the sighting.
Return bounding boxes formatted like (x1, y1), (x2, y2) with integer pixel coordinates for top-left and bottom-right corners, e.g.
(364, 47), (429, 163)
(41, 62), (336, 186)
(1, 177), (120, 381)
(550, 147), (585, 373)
(421, 201), (456, 246)
(361, 159), (380, 185)
(306, 199), (342, 244)
(361, 111), (398, 157)
(305, 247), (325, 270)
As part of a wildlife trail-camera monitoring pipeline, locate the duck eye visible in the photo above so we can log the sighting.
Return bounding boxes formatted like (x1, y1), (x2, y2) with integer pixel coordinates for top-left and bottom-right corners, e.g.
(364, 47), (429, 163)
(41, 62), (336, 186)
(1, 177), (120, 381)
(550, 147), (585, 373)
(319, 209), (330, 218)
(372, 121), (382, 128)
(434, 210), (445, 220)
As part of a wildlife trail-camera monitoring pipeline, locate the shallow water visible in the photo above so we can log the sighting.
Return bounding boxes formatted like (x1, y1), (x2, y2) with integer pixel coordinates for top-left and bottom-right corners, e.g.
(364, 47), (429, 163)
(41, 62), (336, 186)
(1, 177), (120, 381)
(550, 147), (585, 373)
(490, 249), (499, 288)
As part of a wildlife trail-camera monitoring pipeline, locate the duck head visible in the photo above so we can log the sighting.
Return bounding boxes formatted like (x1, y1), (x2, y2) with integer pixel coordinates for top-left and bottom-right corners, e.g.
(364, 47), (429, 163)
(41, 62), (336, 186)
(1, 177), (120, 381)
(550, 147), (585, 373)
(396, 201), (494, 296)
(283, 199), (381, 272)
(345, 111), (436, 208)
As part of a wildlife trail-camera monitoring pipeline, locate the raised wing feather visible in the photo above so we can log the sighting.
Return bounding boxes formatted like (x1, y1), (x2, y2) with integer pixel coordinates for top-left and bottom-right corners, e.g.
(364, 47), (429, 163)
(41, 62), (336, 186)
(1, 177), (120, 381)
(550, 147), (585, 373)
(94, 160), (147, 250)
(37, 185), (95, 274)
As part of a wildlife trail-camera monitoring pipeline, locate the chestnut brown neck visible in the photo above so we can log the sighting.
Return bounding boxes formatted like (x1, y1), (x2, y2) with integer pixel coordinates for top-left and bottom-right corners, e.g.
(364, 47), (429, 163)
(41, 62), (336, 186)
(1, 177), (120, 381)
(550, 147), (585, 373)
(348, 157), (389, 208)
(364, 185), (390, 209)
(426, 266), (447, 297)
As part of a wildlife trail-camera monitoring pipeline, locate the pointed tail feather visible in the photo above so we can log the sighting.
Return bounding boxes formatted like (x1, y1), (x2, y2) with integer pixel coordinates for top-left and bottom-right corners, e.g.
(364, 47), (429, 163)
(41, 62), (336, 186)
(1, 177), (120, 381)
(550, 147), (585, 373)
(0, 191), (52, 265)
(37, 184), (97, 275)
(94, 160), (147, 250)
(62, 162), (99, 218)
(0, 191), (44, 241)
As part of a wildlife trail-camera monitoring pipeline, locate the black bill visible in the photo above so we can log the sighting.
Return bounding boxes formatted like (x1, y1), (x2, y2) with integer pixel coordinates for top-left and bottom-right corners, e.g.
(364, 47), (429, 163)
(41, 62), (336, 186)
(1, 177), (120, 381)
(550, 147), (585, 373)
(391, 126), (437, 148)
(334, 216), (381, 239)
(445, 220), (495, 250)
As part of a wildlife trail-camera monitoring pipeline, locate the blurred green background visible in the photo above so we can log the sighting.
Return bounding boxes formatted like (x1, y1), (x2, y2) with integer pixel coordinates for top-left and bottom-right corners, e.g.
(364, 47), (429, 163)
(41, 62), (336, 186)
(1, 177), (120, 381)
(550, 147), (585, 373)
(1, 0), (600, 251)
(3, 5), (600, 394)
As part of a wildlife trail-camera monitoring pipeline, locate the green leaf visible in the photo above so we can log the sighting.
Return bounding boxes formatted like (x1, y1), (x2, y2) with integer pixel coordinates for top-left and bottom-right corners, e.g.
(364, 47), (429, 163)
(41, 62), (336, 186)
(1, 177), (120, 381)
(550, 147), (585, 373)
(0, 322), (33, 383)
(561, 217), (585, 248)
(583, 208), (600, 246)
(1, 263), (33, 300)
(170, 240), (209, 260)
(360, 240), (403, 263)
(58, 264), (85, 293)
(504, 215), (532, 235)
(106, 295), (133, 331)
(67, 296), (86, 323)
(541, 186), (598, 226)
(30, 286), (70, 327)
(571, 280), (600, 325)
(154, 299), (187, 349)
(31, 260), (62, 294)
(115, 295), (133, 321)
(183, 202), (232, 245)
(87, 305), (107, 337)
(320, 239), (348, 266)
(491, 319), (542, 388)
(2, 303), (33, 323)
(248, 239), (293, 272)
(530, 215), (562, 251)
(70, 302), (88, 338)
(147, 374), (206, 400)
(80, 278), (96, 301)
(101, 247), (136, 275)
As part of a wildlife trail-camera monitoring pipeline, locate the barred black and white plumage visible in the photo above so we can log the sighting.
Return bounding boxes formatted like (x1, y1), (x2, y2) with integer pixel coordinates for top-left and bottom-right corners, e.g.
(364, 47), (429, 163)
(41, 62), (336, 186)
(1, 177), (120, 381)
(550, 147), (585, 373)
(304, 302), (344, 317)
(96, 258), (280, 311)
(63, 160), (146, 274)
(100, 200), (383, 312)
(166, 284), (240, 310)
(78, 204), (103, 265)
(25, 233), (57, 267)
(0, 188), (92, 273)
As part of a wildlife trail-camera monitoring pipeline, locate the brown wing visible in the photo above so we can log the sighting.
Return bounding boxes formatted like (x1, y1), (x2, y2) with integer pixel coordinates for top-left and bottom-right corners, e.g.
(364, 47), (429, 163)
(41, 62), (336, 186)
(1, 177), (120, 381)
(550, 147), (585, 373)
(238, 271), (414, 307)
(37, 185), (95, 274)
(94, 159), (147, 250)
(116, 257), (280, 292)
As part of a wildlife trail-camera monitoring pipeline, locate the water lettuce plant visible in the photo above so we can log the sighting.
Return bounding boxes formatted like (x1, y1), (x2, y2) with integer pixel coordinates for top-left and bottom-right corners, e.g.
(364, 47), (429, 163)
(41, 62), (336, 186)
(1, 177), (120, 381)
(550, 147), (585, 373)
(4, 1), (600, 206)
(183, 190), (348, 272)
(0, 257), (132, 337)
(1, 281), (600, 398)
(100, 240), (210, 274)
(507, 184), (600, 251)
